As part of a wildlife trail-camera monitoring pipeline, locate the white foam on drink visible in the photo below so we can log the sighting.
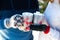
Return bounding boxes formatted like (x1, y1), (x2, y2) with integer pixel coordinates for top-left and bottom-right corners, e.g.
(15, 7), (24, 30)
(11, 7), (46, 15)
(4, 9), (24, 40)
(34, 11), (44, 24)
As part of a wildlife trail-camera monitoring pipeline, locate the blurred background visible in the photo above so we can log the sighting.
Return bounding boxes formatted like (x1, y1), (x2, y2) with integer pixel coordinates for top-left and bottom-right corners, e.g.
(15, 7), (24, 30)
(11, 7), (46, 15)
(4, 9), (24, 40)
(38, 0), (48, 13)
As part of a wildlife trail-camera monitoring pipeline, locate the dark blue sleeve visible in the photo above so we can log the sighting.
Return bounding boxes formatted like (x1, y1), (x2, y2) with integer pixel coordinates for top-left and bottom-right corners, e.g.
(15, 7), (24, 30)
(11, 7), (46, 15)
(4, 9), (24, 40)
(0, 19), (6, 29)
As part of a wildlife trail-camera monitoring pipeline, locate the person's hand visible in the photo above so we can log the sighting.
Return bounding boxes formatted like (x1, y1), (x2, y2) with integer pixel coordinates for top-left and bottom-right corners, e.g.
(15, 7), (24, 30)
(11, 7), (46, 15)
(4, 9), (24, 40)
(4, 13), (32, 32)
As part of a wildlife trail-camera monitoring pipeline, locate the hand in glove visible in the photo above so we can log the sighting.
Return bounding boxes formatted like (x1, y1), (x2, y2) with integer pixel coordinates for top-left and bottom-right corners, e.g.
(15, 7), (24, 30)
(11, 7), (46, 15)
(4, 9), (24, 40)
(4, 14), (23, 29)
